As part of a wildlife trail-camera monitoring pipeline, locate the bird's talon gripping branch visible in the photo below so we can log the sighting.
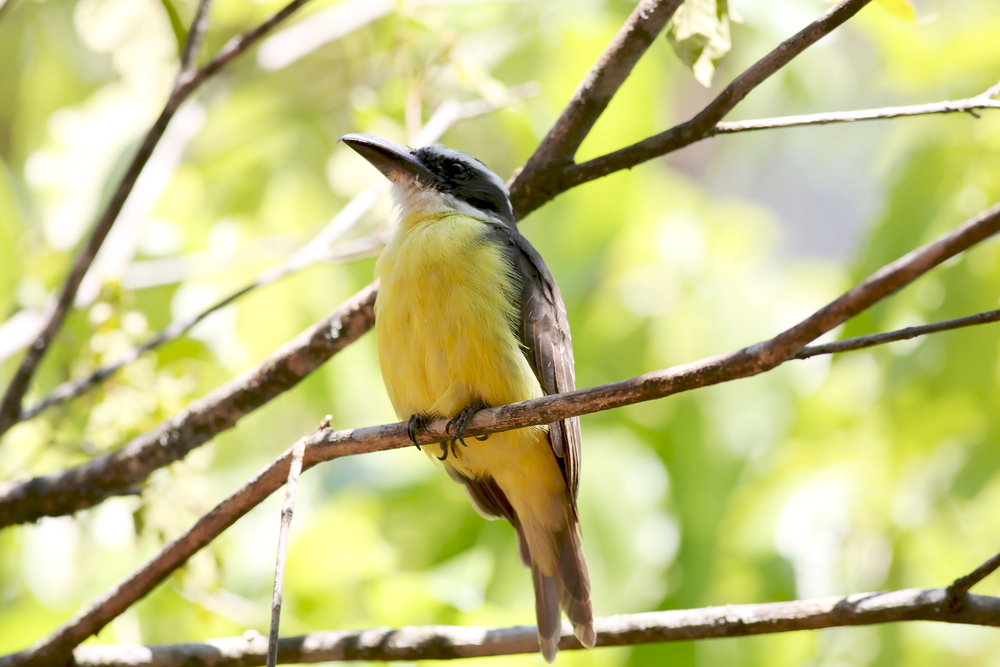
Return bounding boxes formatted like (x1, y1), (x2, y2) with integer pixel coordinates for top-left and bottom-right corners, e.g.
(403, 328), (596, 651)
(407, 414), (429, 450)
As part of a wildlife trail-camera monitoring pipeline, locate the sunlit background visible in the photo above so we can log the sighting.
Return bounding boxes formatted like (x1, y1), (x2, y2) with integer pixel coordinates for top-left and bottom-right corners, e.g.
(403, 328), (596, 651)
(1, 0), (1000, 665)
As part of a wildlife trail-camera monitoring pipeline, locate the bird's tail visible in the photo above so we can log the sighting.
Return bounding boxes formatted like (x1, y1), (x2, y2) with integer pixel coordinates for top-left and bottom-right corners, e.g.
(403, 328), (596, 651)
(518, 518), (595, 662)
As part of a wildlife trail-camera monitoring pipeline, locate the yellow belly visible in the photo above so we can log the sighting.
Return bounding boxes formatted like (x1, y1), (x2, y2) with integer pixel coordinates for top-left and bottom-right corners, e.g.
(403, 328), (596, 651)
(375, 214), (544, 464)
(375, 211), (570, 574)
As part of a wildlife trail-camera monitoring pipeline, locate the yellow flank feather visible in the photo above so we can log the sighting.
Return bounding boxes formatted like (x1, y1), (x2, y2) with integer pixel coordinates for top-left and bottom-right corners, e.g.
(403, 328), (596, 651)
(375, 211), (569, 576)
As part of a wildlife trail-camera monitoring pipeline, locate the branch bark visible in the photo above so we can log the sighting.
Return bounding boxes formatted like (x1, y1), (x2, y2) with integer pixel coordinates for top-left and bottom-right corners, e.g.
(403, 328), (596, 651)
(795, 308), (1000, 359)
(713, 81), (1000, 134)
(0, 0), (318, 438)
(511, 0), (876, 217)
(12, 91), (534, 425)
(0, 285), (377, 528)
(57, 590), (1000, 665)
(4, 203), (998, 665)
(510, 0), (683, 218)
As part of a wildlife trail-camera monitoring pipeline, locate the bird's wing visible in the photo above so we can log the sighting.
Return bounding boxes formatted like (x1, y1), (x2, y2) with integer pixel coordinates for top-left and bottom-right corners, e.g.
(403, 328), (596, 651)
(497, 224), (583, 501)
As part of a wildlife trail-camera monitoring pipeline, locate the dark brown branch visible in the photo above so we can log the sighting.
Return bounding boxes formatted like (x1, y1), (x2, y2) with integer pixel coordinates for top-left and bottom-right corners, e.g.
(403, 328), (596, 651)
(267, 438), (306, 667)
(511, 0), (874, 217)
(795, 308), (1000, 359)
(0, 284), (377, 529)
(510, 0), (683, 218)
(65, 589), (1000, 665)
(0, 0), (318, 438)
(5, 203), (998, 665)
(713, 82), (1000, 134)
(948, 548), (1000, 603)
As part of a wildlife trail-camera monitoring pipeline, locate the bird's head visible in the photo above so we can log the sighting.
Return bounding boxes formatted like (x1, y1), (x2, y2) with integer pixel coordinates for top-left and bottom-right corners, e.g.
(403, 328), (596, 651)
(340, 133), (514, 225)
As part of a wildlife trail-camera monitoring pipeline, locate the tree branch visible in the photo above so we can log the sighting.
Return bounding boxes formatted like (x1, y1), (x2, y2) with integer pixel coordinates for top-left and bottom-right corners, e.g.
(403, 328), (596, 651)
(948, 548), (1000, 604)
(4, 203), (998, 665)
(713, 81), (1000, 135)
(2, 198), (997, 528)
(178, 0), (213, 76)
(0, 0), (318, 438)
(795, 308), (1000, 359)
(64, 589), (1000, 665)
(511, 0), (875, 217)
(266, 437), (306, 667)
(510, 0), (683, 218)
(0, 284), (377, 528)
(10, 90), (536, 426)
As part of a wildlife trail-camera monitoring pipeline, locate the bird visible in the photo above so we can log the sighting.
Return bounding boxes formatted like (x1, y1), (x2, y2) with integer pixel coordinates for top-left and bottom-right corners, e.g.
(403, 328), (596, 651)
(340, 133), (594, 662)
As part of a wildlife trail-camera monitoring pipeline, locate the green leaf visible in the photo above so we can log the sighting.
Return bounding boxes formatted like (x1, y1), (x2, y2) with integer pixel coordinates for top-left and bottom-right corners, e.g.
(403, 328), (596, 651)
(875, 0), (917, 23)
(159, 0), (187, 59)
(666, 0), (732, 87)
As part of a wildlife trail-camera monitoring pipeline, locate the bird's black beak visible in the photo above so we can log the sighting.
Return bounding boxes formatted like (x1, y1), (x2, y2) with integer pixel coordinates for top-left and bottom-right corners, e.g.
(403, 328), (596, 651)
(339, 133), (435, 185)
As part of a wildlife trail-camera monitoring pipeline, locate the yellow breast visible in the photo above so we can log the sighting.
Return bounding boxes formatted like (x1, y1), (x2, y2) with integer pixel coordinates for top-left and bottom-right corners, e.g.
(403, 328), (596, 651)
(375, 211), (543, 415)
(374, 212), (548, 480)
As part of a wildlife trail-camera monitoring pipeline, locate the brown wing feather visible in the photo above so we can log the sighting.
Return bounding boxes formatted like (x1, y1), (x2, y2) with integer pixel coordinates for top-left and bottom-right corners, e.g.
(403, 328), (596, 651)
(491, 224), (583, 502)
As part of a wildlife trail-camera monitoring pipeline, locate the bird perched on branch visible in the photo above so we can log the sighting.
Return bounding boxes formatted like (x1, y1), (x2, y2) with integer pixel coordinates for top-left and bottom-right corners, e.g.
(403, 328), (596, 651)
(341, 133), (594, 662)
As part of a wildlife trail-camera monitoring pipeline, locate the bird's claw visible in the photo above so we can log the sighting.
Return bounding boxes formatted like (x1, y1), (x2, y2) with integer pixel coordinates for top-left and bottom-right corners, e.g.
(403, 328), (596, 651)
(407, 414), (429, 450)
(439, 401), (487, 461)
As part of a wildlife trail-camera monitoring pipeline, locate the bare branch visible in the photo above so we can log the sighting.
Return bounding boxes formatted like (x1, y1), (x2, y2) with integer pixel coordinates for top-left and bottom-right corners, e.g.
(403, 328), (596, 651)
(3, 199), (998, 528)
(0, 284), (377, 528)
(63, 589), (1000, 666)
(795, 308), (1000, 359)
(178, 0), (213, 76)
(948, 548), (1000, 604)
(267, 436), (307, 667)
(11, 90), (535, 426)
(0, 0), (319, 438)
(511, 0), (683, 218)
(4, 203), (998, 665)
(511, 0), (875, 217)
(713, 81), (1000, 135)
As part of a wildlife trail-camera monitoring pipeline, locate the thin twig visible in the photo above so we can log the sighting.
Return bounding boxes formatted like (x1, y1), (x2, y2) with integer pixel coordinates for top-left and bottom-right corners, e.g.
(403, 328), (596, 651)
(511, 0), (683, 217)
(713, 82), (1000, 135)
(178, 0), (214, 76)
(947, 548), (1000, 604)
(511, 0), (875, 217)
(66, 588), (1000, 665)
(4, 204), (998, 665)
(267, 436), (307, 667)
(795, 308), (1000, 359)
(0, 0), (319, 438)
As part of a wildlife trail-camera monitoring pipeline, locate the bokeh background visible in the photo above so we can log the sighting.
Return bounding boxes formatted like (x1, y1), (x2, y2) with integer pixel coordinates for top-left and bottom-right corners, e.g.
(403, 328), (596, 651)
(2, 0), (1000, 665)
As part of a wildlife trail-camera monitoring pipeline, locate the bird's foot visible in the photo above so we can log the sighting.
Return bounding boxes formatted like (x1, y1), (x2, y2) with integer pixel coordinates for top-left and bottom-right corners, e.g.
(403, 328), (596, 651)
(407, 414), (430, 450)
(442, 401), (488, 460)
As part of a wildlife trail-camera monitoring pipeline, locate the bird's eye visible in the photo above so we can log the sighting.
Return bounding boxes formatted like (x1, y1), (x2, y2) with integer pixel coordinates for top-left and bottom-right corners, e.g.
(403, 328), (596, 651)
(444, 161), (472, 180)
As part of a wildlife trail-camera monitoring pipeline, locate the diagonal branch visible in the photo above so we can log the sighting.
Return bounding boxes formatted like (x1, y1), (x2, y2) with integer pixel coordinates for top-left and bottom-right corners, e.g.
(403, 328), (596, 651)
(795, 308), (1000, 359)
(4, 203), (998, 665)
(511, 0), (875, 217)
(2, 201), (997, 529)
(0, 284), (377, 528)
(948, 547), (1000, 604)
(0, 0), (318, 438)
(178, 0), (214, 76)
(511, 0), (683, 217)
(713, 81), (1000, 134)
(10, 91), (534, 426)
(66, 588), (1000, 665)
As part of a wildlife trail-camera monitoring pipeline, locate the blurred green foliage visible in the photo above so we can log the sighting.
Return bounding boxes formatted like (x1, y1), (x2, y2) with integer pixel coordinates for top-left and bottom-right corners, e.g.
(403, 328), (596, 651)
(1, 0), (1000, 665)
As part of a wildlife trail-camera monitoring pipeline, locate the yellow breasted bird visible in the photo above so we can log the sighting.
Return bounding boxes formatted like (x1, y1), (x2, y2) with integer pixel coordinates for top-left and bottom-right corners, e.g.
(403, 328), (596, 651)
(341, 134), (594, 661)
